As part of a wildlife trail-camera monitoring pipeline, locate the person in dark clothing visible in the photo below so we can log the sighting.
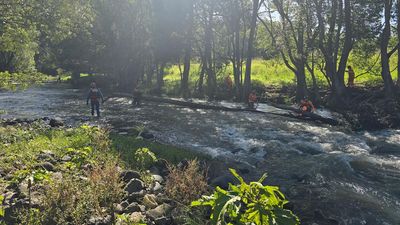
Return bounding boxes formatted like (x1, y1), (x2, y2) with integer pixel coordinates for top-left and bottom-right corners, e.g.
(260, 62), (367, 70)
(86, 82), (105, 117)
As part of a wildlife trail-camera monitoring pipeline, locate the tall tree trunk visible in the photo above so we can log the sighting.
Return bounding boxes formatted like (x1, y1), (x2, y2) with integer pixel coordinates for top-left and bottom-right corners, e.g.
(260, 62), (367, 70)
(243, 0), (259, 101)
(397, 0), (400, 86)
(381, 0), (395, 97)
(205, 5), (216, 98)
(336, 0), (352, 96)
(157, 61), (165, 94)
(181, 0), (194, 98)
(295, 62), (307, 101)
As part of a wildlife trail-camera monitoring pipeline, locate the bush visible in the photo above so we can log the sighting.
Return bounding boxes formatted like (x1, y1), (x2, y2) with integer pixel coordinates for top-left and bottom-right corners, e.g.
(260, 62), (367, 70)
(165, 159), (208, 205)
(133, 148), (157, 170)
(192, 169), (299, 225)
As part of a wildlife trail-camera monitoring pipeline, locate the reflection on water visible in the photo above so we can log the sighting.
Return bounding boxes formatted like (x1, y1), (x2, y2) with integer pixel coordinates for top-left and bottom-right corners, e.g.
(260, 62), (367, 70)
(1, 85), (399, 224)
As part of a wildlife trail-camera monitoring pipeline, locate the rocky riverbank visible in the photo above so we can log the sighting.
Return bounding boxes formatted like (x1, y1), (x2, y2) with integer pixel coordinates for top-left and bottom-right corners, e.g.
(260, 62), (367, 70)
(0, 118), (212, 225)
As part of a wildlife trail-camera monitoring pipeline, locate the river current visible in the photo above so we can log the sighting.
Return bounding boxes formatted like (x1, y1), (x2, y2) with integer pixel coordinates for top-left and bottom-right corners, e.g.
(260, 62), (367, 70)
(0, 85), (399, 225)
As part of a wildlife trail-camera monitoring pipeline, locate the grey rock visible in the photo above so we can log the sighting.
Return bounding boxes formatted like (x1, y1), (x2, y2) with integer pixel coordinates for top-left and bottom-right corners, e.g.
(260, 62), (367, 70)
(142, 194), (158, 209)
(125, 179), (144, 194)
(120, 200), (130, 209)
(152, 182), (163, 192)
(155, 216), (172, 225)
(152, 175), (164, 183)
(126, 190), (145, 203)
(61, 155), (72, 162)
(125, 202), (143, 213)
(121, 170), (141, 183)
(36, 162), (55, 171)
(146, 203), (172, 220)
(210, 175), (237, 190)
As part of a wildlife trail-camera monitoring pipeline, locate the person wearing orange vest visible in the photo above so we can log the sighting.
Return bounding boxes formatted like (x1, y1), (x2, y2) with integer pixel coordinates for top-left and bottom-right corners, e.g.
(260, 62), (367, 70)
(299, 97), (316, 114)
(86, 82), (105, 117)
(248, 91), (257, 109)
(347, 66), (355, 87)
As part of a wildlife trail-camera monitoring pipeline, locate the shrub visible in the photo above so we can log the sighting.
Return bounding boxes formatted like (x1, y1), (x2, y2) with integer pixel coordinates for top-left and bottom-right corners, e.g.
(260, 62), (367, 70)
(192, 169), (299, 225)
(133, 148), (157, 170)
(165, 159), (208, 205)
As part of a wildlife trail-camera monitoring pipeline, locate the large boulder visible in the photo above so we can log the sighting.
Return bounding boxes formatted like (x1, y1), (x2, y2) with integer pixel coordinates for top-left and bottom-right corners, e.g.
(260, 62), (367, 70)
(124, 178), (144, 194)
(120, 170), (141, 183)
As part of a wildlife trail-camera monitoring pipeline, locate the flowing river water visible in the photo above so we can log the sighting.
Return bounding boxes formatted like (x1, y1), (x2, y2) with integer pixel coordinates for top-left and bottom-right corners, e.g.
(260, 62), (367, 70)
(1, 85), (399, 225)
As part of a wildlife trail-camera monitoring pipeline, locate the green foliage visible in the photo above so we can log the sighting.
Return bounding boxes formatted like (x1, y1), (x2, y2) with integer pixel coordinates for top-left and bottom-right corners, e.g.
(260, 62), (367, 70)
(111, 134), (210, 166)
(0, 71), (51, 90)
(192, 169), (299, 225)
(0, 195), (4, 218)
(133, 148), (157, 170)
(116, 213), (147, 225)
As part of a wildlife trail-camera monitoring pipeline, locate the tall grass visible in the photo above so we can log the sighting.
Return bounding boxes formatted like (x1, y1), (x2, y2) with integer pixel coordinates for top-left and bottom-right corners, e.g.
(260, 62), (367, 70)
(164, 56), (399, 94)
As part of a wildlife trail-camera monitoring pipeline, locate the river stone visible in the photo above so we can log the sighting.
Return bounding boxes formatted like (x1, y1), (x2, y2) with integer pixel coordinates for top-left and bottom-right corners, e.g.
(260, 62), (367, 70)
(142, 194), (158, 209)
(126, 190), (145, 203)
(121, 170), (141, 183)
(125, 178), (144, 194)
(146, 203), (172, 220)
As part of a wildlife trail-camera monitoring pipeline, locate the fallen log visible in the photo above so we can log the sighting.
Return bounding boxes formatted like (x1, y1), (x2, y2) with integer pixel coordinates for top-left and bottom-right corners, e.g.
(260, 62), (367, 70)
(110, 93), (340, 126)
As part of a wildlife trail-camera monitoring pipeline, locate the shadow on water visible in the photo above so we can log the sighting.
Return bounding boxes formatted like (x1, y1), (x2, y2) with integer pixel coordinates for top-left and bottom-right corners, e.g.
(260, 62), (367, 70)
(1, 85), (400, 224)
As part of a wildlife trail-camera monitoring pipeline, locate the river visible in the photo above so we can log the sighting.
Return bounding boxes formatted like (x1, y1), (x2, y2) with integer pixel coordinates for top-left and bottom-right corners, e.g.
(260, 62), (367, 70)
(1, 85), (399, 225)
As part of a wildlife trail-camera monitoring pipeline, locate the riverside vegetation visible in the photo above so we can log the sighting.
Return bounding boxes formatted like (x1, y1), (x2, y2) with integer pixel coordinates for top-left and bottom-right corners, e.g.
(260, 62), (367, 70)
(0, 118), (299, 225)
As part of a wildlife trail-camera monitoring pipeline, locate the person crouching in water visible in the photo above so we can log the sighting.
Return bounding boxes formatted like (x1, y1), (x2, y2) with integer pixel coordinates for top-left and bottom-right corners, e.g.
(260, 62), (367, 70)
(87, 82), (105, 117)
(299, 97), (316, 114)
(248, 91), (258, 109)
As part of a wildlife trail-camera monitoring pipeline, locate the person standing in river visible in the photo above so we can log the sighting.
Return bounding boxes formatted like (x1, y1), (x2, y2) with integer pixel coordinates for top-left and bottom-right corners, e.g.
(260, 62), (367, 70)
(86, 82), (105, 117)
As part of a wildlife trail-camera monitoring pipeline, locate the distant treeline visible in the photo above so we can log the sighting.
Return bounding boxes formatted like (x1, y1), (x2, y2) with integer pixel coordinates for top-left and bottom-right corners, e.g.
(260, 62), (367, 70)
(1, 0), (399, 101)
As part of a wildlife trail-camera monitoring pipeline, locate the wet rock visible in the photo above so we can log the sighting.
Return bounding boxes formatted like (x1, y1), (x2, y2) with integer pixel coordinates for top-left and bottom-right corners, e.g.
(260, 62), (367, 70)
(49, 118), (64, 127)
(121, 170), (141, 183)
(142, 194), (158, 209)
(36, 162), (55, 171)
(125, 178), (144, 194)
(125, 202), (145, 213)
(146, 203), (172, 220)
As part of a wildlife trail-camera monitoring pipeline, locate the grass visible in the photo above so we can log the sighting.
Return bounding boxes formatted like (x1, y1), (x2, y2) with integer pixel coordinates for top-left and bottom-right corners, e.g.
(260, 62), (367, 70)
(110, 134), (210, 166)
(164, 56), (399, 94)
(0, 122), (209, 224)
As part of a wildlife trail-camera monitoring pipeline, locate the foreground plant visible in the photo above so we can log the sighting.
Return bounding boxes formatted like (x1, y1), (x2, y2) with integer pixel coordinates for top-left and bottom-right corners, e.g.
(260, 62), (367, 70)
(192, 169), (299, 225)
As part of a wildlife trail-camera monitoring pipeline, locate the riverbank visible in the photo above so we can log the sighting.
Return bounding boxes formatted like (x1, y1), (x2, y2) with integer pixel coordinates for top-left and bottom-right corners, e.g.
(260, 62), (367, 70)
(0, 118), (210, 224)
(262, 85), (400, 130)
